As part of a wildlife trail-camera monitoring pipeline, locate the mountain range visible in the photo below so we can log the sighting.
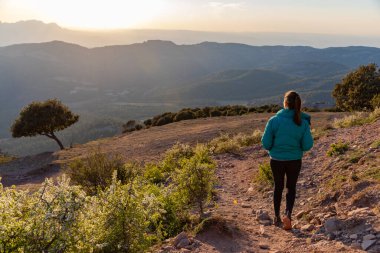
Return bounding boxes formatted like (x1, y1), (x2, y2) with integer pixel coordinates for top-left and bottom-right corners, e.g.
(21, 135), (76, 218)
(1, 20), (380, 48)
(1, 33), (380, 155)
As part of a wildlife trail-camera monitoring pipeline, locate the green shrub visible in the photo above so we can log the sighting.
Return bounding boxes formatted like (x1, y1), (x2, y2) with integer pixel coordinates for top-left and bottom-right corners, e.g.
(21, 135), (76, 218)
(66, 152), (127, 195)
(209, 133), (240, 154)
(327, 141), (349, 156)
(144, 118), (152, 127)
(144, 163), (165, 184)
(332, 64), (380, 111)
(172, 144), (216, 219)
(82, 173), (154, 253)
(0, 176), (87, 253)
(174, 110), (196, 122)
(210, 109), (222, 117)
(160, 143), (194, 174)
(254, 163), (274, 186)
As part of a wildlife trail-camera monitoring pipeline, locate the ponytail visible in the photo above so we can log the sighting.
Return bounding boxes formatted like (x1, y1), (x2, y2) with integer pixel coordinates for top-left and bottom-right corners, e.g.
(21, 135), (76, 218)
(294, 95), (301, 126)
(284, 91), (302, 126)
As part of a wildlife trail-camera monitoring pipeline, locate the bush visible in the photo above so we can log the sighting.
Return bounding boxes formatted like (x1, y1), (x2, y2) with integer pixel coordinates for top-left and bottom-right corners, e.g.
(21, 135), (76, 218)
(332, 63), (380, 111)
(254, 162), (274, 186)
(174, 110), (196, 122)
(0, 176), (86, 253)
(160, 143), (194, 174)
(172, 144), (216, 219)
(82, 173), (154, 253)
(66, 152), (127, 195)
(144, 118), (152, 126)
(210, 109), (223, 117)
(209, 133), (240, 154)
(327, 141), (349, 156)
(0, 141), (219, 251)
(122, 120), (144, 133)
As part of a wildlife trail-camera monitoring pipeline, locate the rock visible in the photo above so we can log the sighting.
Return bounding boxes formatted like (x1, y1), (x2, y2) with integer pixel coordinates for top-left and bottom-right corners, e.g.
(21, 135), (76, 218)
(176, 238), (191, 249)
(327, 233), (336, 240)
(259, 219), (272, 226)
(362, 240), (376, 250)
(349, 234), (358, 240)
(324, 217), (340, 233)
(173, 232), (190, 248)
(241, 203), (251, 208)
(301, 224), (315, 232)
(259, 243), (270, 249)
(351, 242), (361, 249)
(247, 187), (254, 193)
(255, 209), (271, 221)
(363, 234), (376, 241)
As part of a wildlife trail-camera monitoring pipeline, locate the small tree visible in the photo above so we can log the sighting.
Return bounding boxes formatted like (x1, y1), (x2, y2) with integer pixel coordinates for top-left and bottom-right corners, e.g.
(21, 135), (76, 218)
(11, 99), (79, 150)
(332, 64), (380, 111)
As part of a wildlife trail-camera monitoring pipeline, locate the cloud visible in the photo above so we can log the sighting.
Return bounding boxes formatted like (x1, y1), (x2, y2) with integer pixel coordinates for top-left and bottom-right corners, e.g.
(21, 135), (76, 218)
(208, 1), (244, 9)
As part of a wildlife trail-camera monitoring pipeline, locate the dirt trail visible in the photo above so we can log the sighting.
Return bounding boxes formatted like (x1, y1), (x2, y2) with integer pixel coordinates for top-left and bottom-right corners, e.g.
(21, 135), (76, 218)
(192, 119), (380, 252)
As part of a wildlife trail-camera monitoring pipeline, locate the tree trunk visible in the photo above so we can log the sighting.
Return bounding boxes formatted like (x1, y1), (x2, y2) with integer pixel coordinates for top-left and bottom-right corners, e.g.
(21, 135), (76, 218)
(45, 132), (65, 150)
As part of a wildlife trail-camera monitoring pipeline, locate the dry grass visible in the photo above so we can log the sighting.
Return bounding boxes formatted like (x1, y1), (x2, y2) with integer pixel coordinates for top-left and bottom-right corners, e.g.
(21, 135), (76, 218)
(333, 107), (380, 128)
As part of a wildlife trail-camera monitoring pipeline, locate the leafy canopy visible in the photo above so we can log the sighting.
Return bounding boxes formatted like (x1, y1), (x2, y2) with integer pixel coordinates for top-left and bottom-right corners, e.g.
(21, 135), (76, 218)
(332, 63), (380, 111)
(11, 99), (79, 138)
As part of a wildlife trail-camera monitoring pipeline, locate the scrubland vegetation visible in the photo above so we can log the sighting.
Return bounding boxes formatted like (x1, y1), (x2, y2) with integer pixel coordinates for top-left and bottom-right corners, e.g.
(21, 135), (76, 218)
(0, 143), (217, 252)
(123, 104), (281, 133)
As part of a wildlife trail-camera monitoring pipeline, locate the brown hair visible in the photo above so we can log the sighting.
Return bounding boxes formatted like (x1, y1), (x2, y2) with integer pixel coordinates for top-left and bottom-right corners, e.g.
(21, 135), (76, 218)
(284, 91), (302, 126)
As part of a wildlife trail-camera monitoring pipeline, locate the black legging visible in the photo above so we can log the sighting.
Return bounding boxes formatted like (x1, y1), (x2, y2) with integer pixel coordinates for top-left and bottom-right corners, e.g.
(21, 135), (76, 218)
(270, 159), (302, 219)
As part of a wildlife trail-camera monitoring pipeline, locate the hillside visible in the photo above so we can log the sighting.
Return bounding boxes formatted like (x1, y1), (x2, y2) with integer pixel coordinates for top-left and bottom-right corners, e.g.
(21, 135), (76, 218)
(1, 40), (380, 155)
(0, 111), (379, 252)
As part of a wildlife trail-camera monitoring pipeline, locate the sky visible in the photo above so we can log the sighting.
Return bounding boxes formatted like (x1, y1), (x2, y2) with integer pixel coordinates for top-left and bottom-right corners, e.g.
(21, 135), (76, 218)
(1, 0), (380, 35)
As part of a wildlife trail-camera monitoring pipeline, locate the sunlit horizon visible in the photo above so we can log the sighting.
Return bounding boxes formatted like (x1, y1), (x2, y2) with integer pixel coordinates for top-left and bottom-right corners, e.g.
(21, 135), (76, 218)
(1, 0), (380, 35)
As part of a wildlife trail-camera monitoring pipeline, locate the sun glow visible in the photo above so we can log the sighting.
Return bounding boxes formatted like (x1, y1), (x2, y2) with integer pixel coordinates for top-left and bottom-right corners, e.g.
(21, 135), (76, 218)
(3, 0), (168, 29)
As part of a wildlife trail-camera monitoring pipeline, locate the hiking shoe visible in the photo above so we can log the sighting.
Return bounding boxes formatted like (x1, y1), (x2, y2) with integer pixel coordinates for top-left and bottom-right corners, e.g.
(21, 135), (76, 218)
(273, 216), (282, 227)
(282, 216), (292, 230)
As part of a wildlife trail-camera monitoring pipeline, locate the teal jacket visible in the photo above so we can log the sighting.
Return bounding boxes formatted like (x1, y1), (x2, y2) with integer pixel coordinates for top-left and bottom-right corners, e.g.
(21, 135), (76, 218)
(261, 109), (313, 160)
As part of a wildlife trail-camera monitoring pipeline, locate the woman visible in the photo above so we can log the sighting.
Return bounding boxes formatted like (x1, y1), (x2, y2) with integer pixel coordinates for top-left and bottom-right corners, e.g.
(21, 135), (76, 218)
(261, 91), (313, 230)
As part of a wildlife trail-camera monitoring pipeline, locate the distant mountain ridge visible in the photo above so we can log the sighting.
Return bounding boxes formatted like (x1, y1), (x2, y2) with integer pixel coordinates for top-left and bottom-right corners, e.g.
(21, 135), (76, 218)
(1, 39), (380, 155)
(1, 20), (380, 48)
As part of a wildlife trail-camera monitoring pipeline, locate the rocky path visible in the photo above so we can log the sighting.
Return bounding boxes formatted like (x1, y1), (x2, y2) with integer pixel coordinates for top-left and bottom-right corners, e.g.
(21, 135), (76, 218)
(167, 120), (380, 252)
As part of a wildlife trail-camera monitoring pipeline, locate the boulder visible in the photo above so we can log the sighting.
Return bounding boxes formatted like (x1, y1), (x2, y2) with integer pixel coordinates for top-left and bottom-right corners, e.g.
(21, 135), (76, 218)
(173, 232), (190, 248)
(324, 217), (340, 233)
(362, 240), (376, 251)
